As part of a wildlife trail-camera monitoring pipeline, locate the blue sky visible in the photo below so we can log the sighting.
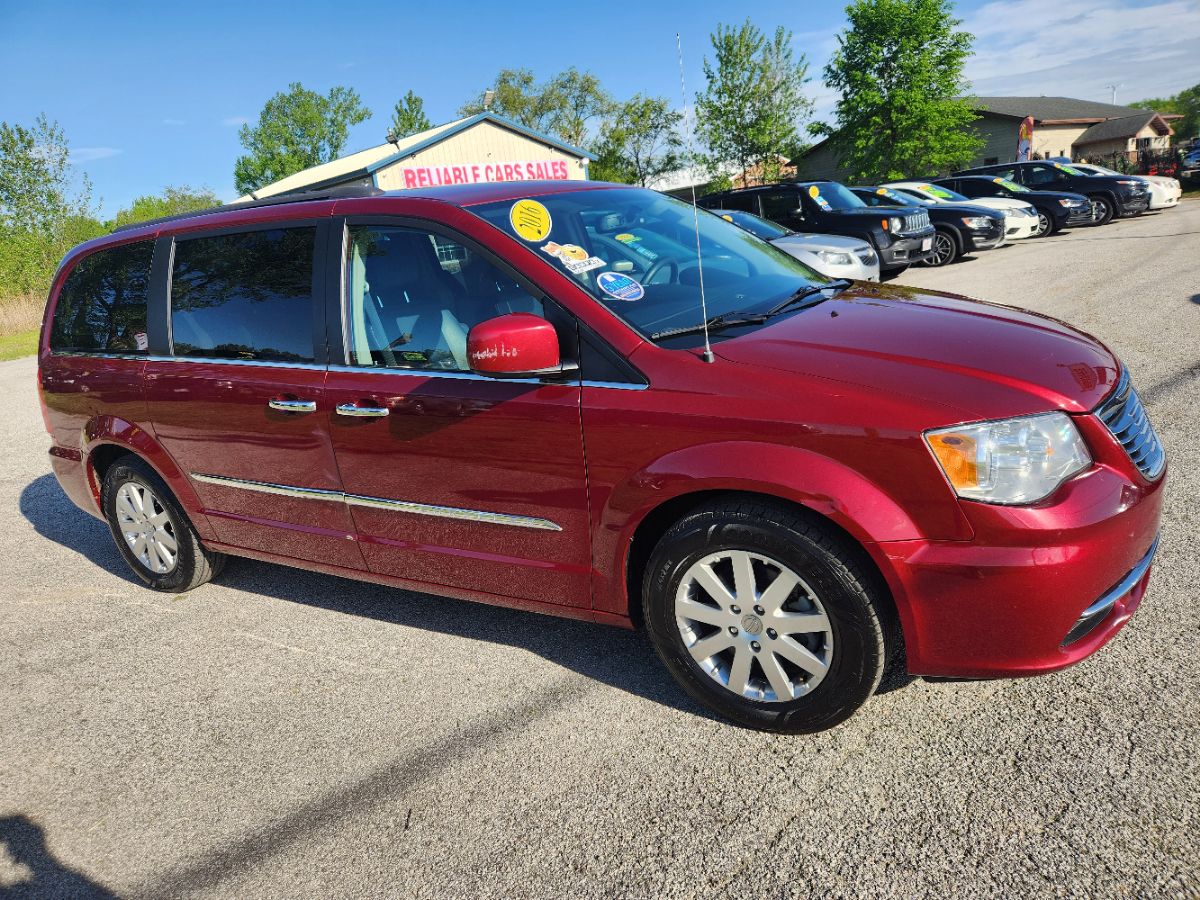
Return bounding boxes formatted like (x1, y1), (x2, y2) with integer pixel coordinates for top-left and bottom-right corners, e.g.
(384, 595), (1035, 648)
(2, 0), (1197, 217)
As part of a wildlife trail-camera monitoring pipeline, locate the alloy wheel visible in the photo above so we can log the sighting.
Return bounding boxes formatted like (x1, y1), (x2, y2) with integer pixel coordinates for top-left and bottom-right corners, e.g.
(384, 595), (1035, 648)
(114, 482), (178, 574)
(674, 550), (833, 702)
(930, 231), (955, 266)
(1036, 212), (1051, 237)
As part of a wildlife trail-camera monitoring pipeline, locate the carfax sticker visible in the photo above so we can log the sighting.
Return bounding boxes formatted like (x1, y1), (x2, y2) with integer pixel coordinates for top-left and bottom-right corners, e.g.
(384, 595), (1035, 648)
(540, 241), (606, 274)
(596, 271), (645, 301)
(510, 199), (553, 242)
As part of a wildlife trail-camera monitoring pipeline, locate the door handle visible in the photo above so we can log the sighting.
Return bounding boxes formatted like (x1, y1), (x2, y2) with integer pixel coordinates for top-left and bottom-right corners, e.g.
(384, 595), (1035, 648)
(268, 398), (317, 413)
(336, 403), (389, 418)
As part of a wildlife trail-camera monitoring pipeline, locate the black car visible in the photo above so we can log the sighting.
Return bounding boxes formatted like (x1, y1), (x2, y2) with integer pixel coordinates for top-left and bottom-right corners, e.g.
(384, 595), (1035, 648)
(849, 186), (1005, 266)
(698, 180), (936, 272)
(933, 175), (1095, 235)
(951, 161), (1149, 226)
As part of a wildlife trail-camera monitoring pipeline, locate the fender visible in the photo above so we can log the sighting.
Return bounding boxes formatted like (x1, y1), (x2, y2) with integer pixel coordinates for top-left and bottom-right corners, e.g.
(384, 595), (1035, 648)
(590, 440), (972, 619)
(81, 415), (217, 541)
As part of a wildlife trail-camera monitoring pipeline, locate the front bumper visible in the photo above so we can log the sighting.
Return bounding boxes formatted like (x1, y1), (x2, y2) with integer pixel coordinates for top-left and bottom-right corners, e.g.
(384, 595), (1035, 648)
(876, 425), (1165, 678)
(1118, 191), (1151, 214)
(881, 229), (936, 269)
(1060, 206), (1094, 227)
(1002, 212), (1039, 240)
(962, 221), (1005, 251)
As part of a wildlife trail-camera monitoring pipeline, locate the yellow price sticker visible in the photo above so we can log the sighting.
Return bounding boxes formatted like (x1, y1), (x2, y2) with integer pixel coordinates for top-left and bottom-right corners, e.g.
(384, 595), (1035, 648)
(509, 199), (553, 242)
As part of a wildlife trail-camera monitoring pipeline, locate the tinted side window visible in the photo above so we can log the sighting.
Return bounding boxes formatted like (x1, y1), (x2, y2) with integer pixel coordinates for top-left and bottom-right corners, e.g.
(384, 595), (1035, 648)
(760, 191), (800, 221)
(170, 227), (316, 363)
(344, 225), (544, 371)
(50, 240), (153, 354)
(954, 180), (984, 197)
(721, 192), (758, 213)
(1023, 164), (1062, 186)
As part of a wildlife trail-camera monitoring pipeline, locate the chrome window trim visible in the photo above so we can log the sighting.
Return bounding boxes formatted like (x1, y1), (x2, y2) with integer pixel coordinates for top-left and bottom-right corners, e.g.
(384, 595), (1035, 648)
(189, 472), (561, 531)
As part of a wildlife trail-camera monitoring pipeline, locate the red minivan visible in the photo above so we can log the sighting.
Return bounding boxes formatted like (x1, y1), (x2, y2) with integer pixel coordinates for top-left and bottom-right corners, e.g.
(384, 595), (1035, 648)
(38, 181), (1165, 732)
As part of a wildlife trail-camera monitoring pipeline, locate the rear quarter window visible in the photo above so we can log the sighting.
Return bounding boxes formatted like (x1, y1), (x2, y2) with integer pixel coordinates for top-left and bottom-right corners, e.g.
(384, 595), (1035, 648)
(49, 240), (154, 355)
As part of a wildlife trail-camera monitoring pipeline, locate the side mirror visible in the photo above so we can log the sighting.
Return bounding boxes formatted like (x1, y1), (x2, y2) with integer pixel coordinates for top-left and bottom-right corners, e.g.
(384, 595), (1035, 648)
(467, 313), (568, 379)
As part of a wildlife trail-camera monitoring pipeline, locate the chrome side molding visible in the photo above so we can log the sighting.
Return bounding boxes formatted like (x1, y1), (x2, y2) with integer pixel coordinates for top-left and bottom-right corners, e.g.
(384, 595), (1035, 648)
(189, 472), (561, 531)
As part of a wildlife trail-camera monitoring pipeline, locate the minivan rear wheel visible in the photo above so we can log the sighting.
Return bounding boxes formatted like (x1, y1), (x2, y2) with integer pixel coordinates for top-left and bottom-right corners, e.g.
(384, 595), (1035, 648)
(102, 458), (225, 591)
(642, 499), (889, 733)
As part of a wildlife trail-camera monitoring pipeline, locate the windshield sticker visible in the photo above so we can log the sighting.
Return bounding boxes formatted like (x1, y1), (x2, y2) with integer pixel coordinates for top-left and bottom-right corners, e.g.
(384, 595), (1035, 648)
(540, 241), (606, 275)
(720, 214), (734, 222)
(807, 184), (833, 211)
(875, 188), (889, 196)
(926, 186), (954, 199)
(509, 199), (553, 242)
(596, 271), (645, 301)
(614, 232), (641, 244)
(992, 177), (1022, 191)
(1054, 163), (1084, 175)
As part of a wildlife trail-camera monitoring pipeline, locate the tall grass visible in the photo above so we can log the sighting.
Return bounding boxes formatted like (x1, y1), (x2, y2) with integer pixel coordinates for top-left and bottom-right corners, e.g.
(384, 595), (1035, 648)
(0, 292), (45, 336)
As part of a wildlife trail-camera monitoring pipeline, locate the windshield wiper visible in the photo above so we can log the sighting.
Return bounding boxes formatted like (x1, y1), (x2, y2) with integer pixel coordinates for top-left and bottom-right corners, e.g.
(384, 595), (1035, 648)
(765, 279), (852, 317)
(650, 311), (768, 341)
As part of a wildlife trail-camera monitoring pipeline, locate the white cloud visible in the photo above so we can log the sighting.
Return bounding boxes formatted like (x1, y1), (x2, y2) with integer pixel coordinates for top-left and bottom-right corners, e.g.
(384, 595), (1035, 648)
(70, 147), (122, 162)
(961, 0), (1200, 102)
(221, 115), (250, 127)
(162, 117), (186, 126)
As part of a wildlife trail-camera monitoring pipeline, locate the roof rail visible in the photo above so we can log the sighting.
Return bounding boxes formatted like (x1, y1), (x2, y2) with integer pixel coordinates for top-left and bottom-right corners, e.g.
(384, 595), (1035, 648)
(112, 183), (386, 233)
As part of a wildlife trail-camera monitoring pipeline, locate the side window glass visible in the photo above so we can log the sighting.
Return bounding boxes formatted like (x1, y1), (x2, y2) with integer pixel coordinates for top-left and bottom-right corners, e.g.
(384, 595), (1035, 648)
(760, 191), (800, 221)
(345, 225), (544, 371)
(722, 192), (757, 213)
(50, 240), (153, 354)
(1024, 165), (1057, 186)
(170, 227), (316, 363)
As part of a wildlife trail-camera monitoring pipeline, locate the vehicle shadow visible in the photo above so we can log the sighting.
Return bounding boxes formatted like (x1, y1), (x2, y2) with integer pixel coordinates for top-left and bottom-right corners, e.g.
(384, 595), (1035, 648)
(0, 814), (119, 898)
(19, 474), (912, 718)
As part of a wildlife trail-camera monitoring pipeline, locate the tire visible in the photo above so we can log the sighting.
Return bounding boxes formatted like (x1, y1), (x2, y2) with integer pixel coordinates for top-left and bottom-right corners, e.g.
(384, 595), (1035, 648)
(926, 228), (959, 266)
(102, 457), (225, 591)
(1087, 195), (1114, 226)
(642, 499), (891, 733)
(1035, 211), (1054, 237)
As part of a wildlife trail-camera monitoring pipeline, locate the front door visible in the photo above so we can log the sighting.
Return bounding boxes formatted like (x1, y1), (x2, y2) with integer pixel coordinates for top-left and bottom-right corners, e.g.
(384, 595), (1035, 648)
(144, 221), (364, 571)
(323, 219), (591, 608)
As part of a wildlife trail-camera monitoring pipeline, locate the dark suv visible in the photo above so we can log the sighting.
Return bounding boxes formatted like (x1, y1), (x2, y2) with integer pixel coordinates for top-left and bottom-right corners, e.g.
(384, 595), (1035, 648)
(698, 181), (935, 272)
(848, 186), (1005, 266)
(953, 161), (1150, 226)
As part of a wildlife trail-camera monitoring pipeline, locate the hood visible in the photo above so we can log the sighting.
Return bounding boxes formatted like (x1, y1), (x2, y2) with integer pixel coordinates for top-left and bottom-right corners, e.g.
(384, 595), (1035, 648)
(714, 283), (1118, 421)
(825, 205), (924, 219)
(1024, 189), (1090, 203)
(950, 197), (1034, 212)
(771, 233), (872, 253)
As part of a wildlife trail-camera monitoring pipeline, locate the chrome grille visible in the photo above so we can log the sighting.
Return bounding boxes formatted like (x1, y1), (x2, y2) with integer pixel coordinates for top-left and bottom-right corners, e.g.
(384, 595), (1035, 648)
(902, 211), (931, 231)
(1096, 370), (1165, 480)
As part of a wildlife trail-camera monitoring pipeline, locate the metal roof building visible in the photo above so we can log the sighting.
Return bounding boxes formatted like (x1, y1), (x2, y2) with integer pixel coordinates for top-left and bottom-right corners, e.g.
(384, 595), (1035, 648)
(239, 112), (592, 201)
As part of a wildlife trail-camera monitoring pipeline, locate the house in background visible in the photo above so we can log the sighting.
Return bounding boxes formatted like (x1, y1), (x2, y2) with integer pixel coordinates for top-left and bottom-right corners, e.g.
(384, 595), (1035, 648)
(237, 112), (591, 201)
(798, 96), (1180, 182)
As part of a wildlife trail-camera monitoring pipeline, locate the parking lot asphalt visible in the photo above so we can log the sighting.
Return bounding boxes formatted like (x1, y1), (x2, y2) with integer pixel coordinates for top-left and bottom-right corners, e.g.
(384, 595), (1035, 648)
(2, 202), (1198, 899)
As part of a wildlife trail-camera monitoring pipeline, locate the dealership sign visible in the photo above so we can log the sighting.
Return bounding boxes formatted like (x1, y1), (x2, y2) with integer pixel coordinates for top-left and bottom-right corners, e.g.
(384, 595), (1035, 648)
(396, 160), (572, 188)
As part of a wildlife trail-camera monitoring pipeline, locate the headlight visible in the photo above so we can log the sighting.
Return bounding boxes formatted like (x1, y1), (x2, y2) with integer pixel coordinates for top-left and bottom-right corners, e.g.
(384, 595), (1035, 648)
(888, 216), (904, 232)
(924, 412), (1091, 504)
(817, 250), (854, 265)
(960, 216), (992, 228)
(1058, 198), (1084, 207)
(1115, 179), (1141, 186)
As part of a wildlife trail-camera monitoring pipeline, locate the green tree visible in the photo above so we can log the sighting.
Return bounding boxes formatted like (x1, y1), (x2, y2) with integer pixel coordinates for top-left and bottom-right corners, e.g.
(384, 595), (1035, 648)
(545, 68), (613, 148)
(234, 83), (372, 195)
(112, 185), (221, 229)
(1136, 83), (1200, 144)
(461, 67), (611, 146)
(460, 69), (558, 132)
(816, 0), (981, 182)
(695, 20), (813, 186)
(0, 114), (102, 298)
(389, 90), (433, 140)
(590, 95), (683, 186)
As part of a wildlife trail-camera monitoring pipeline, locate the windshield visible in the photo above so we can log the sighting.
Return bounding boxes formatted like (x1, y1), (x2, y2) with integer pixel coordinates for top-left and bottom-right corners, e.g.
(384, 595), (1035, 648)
(914, 183), (967, 202)
(803, 182), (865, 210)
(992, 177), (1029, 192)
(866, 186), (928, 206)
(471, 188), (829, 343)
(713, 209), (791, 241)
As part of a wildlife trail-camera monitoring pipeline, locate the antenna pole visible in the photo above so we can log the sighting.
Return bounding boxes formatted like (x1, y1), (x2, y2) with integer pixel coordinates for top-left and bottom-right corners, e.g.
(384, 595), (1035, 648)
(676, 32), (715, 364)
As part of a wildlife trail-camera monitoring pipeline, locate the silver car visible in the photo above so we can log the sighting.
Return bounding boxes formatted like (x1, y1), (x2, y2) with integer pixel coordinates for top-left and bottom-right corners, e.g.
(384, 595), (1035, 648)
(709, 209), (880, 281)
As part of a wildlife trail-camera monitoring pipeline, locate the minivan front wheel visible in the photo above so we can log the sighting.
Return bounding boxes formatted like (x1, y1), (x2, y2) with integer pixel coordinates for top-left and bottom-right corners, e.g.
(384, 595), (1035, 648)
(643, 499), (889, 732)
(102, 457), (224, 591)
